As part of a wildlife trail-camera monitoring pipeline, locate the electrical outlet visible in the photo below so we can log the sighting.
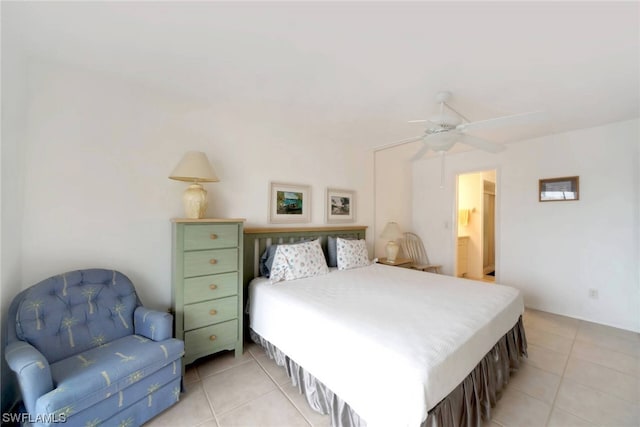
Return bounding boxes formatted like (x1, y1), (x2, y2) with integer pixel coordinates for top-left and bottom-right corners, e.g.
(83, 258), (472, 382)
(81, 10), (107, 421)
(588, 288), (599, 299)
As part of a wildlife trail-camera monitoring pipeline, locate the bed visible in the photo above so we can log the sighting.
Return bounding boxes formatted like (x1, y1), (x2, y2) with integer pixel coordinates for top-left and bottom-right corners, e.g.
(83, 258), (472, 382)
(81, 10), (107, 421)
(243, 226), (527, 427)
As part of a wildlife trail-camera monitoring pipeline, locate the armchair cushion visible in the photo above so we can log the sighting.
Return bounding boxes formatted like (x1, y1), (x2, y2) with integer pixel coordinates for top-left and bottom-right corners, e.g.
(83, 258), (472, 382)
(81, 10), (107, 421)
(37, 334), (183, 417)
(134, 307), (172, 341)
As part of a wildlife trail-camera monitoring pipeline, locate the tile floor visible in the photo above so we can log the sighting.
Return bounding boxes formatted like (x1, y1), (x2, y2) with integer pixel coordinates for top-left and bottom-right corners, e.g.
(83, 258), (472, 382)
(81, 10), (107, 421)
(146, 309), (640, 427)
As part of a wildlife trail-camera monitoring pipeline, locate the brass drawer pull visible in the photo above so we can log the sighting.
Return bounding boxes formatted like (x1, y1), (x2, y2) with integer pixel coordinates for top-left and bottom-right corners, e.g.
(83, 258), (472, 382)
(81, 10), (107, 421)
(209, 259), (217, 265)
(209, 284), (218, 290)
(210, 233), (218, 240)
(209, 309), (217, 316)
(209, 335), (217, 341)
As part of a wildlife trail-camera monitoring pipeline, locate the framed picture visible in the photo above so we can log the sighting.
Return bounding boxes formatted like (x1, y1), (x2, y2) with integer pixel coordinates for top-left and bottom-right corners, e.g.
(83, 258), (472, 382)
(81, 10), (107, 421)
(269, 182), (311, 223)
(326, 188), (356, 223)
(539, 176), (579, 202)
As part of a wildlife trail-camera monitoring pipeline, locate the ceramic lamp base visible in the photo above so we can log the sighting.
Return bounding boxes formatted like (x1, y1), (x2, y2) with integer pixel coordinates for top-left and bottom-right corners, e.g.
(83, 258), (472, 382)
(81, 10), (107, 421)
(385, 241), (400, 263)
(183, 183), (208, 219)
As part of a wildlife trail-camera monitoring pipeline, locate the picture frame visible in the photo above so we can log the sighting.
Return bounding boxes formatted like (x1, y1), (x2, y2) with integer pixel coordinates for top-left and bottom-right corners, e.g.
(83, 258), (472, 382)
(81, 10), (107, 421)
(326, 188), (356, 223)
(539, 176), (579, 202)
(269, 182), (311, 223)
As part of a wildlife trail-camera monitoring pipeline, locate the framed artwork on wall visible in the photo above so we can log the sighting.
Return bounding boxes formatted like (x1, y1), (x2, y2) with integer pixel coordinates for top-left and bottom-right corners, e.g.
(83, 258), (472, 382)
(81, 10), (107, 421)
(326, 188), (356, 223)
(539, 176), (579, 202)
(269, 182), (311, 223)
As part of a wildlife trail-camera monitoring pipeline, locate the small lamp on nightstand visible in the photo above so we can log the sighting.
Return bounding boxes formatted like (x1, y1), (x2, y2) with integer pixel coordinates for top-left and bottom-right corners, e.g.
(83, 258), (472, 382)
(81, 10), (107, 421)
(169, 151), (219, 219)
(380, 221), (403, 263)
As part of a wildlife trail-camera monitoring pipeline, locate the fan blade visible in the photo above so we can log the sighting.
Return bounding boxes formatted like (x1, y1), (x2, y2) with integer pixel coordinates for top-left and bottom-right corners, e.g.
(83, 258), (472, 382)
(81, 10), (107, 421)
(459, 134), (505, 153)
(457, 111), (546, 132)
(410, 144), (430, 161)
(408, 119), (428, 123)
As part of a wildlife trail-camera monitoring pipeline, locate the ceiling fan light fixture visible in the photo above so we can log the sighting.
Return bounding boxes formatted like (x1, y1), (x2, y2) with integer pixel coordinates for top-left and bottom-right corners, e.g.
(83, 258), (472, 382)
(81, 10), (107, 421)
(384, 90), (545, 162)
(424, 132), (458, 151)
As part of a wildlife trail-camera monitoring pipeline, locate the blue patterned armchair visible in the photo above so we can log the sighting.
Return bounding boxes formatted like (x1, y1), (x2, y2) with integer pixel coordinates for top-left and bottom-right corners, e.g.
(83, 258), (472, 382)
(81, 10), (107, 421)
(5, 269), (184, 426)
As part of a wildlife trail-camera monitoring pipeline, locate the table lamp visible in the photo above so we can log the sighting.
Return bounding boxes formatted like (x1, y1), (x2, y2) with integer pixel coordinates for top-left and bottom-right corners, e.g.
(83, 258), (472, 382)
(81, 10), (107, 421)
(380, 221), (403, 263)
(169, 151), (219, 219)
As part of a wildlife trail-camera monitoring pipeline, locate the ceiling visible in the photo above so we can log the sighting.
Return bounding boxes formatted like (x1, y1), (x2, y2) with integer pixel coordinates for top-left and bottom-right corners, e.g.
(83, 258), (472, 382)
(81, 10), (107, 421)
(4, 1), (639, 153)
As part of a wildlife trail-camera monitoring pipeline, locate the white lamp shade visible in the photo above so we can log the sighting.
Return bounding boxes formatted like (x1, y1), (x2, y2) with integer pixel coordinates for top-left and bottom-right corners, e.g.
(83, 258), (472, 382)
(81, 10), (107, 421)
(169, 151), (219, 183)
(380, 222), (402, 240)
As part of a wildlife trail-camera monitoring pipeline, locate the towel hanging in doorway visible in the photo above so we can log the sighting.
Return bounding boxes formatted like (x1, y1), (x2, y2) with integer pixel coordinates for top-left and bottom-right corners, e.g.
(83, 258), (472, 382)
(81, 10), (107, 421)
(459, 209), (470, 226)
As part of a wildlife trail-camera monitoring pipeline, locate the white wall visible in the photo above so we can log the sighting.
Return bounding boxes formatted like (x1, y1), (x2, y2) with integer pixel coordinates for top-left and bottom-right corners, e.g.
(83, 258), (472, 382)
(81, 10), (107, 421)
(1, 12), (28, 410)
(16, 59), (373, 311)
(373, 142), (419, 258)
(413, 119), (640, 332)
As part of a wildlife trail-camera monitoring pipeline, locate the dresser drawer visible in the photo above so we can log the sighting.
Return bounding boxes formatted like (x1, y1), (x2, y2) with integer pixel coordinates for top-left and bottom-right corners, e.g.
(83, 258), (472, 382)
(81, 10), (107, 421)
(184, 248), (238, 278)
(184, 296), (238, 331)
(184, 320), (238, 357)
(184, 272), (238, 305)
(184, 224), (239, 251)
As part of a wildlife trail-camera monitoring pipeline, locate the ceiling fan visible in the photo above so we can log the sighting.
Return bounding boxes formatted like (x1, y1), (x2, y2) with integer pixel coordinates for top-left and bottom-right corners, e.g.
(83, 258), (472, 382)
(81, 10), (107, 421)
(391, 91), (545, 161)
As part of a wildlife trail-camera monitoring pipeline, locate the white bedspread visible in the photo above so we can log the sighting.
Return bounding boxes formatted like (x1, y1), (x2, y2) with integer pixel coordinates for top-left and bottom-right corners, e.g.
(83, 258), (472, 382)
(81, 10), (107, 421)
(249, 264), (523, 427)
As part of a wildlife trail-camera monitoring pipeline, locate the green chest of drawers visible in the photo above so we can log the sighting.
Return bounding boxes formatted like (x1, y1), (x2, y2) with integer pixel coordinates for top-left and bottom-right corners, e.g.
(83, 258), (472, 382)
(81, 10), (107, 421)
(172, 218), (245, 365)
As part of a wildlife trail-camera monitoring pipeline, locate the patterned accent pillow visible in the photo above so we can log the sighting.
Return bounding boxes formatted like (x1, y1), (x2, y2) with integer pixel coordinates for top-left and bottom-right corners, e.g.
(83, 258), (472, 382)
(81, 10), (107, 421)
(259, 238), (314, 277)
(336, 238), (371, 270)
(326, 235), (356, 267)
(270, 239), (330, 283)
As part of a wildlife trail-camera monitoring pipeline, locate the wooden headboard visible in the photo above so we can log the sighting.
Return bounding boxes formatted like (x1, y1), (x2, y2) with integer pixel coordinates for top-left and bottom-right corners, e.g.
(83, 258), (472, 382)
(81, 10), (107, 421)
(242, 225), (367, 288)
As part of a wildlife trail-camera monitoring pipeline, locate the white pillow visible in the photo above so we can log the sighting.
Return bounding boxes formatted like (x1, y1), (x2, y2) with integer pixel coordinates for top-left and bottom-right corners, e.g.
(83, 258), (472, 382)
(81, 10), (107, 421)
(336, 238), (370, 270)
(270, 239), (329, 283)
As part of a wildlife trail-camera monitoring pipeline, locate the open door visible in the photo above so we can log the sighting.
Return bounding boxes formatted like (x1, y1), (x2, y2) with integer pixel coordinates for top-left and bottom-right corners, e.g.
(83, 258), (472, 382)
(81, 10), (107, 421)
(456, 170), (497, 282)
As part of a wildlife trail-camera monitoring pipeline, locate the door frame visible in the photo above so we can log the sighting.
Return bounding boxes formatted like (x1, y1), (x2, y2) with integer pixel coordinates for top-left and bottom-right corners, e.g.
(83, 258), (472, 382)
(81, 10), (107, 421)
(482, 179), (496, 275)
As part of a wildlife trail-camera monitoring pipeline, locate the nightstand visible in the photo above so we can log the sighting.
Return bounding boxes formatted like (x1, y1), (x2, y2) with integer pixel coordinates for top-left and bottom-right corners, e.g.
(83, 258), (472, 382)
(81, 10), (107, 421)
(377, 257), (413, 268)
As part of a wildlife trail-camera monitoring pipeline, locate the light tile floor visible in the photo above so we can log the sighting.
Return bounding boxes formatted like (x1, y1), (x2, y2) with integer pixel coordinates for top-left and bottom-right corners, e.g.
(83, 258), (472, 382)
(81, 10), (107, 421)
(146, 309), (640, 427)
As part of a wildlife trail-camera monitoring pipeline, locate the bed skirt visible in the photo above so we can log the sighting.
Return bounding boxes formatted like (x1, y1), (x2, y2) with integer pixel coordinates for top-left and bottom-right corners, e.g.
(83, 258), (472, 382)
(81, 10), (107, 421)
(250, 316), (527, 427)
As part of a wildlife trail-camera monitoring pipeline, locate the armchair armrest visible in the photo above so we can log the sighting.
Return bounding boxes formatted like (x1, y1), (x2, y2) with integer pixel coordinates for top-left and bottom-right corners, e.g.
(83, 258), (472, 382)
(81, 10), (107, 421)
(134, 307), (173, 341)
(5, 341), (53, 414)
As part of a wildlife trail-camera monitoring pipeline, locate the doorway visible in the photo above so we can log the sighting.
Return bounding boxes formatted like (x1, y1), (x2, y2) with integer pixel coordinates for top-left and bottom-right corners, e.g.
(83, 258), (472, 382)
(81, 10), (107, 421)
(455, 170), (497, 282)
